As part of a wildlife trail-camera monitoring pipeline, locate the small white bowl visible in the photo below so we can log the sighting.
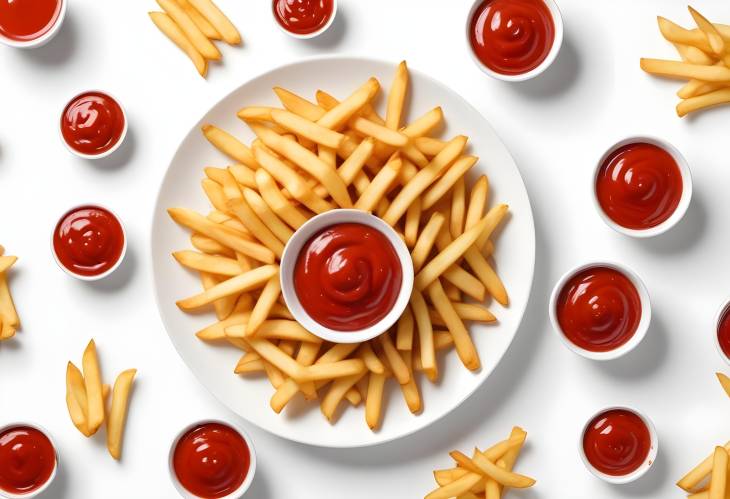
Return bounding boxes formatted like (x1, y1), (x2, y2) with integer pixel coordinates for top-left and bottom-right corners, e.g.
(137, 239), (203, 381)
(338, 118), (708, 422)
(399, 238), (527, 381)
(280, 209), (414, 344)
(272, 0), (338, 40)
(714, 298), (730, 366)
(578, 406), (658, 484)
(465, 0), (564, 82)
(592, 136), (693, 238)
(549, 261), (651, 361)
(168, 419), (257, 499)
(59, 90), (128, 160)
(0, 422), (58, 499)
(51, 204), (127, 282)
(0, 0), (66, 49)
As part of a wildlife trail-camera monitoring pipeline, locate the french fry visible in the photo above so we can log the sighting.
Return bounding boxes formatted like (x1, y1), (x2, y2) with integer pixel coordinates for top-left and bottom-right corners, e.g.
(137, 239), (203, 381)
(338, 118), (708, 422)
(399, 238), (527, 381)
(465, 176), (489, 231)
(107, 369), (136, 460)
(228, 320), (321, 343)
(274, 87), (325, 121)
(245, 274), (282, 336)
(201, 272), (237, 320)
(177, 0), (221, 39)
(425, 473), (483, 499)
(188, 0), (241, 44)
(717, 372), (730, 398)
(386, 61), (408, 130)
(411, 289), (436, 380)
(678, 441), (730, 491)
(149, 12), (207, 77)
(271, 109), (344, 149)
(0, 256), (17, 273)
(0, 271), (19, 330)
(422, 156), (478, 210)
(396, 305), (415, 351)
(674, 43), (716, 65)
(321, 372), (367, 421)
(190, 233), (233, 256)
(157, 0), (221, 60)
(358, 342), (386, 374)
(709, 446), (727, 499)
(298, 359), (367, 382)
(678, 78), (729, 99)
(658, 16), (713, 53)
(640, 58), (730, 81)
(366, 371), (387, 430)
(254, 169), (310, 230)
(82, 339), (105, 436)
(378, 332), (410, 384)
(349, 116), (409, 147)
(411, 212), (445, 273)
(177, 265), (278, 310)
(205, 167), (242, 200)
(472, 450), (536, 488)
(172, 251), (243, 276)
(404, 199), (421, 248)
(450, 178), (466, 238)
(317, 78), (380, 130)
(66, 362), (89, 436)
(354, 153), (402, 212)
(689, 6), (725, 55)
(678, 87), (730, 117)
(427, 280), (480, 371)
(202, 125), (257, 169)
(228, 198), (285, 258)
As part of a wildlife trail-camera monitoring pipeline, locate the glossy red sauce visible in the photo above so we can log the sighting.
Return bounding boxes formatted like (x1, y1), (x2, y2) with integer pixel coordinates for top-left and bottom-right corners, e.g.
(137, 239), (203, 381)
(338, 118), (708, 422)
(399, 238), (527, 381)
(596, 142), (683, 230)
(0, 0), (61, 42)
(173, 422), (250, 499)
(61, 91), (125, 156)
(583, 409), (651, 476)
(556, 266), (641, 352)
(718, 306), (730, 359)
(0, 426), (55, 495)
(273, 0), (333, 35)
(53, 206), (125, 277)
(469, 0), (555, 75)
(294, 223), (402, 331)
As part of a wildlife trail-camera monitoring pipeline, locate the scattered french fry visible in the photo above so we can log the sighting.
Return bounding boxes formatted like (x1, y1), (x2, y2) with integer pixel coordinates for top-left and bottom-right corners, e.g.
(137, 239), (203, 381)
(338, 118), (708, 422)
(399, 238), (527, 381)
(107, 369), (137, 460)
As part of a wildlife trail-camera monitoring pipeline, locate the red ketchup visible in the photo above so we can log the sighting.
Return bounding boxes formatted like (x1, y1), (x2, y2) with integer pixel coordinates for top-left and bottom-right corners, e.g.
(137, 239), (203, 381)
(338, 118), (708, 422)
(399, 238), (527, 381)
(718, 306), (730, 359)
(173, 422), (251, 499)
(556, 266), (641, 352)
(0, 426), (56, 495)
(469, 0), (555, 75)
(583, 409), (651, 476)
(294, 223), (402, 331)
(53, 206), (125, 277)
(0, 0), (61, 42)
(273, 0), (333, 35)
(596, 142), (683, 230)
(61, 91), (125, 156)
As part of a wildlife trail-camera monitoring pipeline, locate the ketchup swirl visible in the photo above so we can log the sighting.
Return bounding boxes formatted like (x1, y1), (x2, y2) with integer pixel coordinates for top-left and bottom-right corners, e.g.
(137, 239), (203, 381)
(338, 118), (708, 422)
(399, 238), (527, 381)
(583, 409), (651, 476)
(61, 91), (125, 156)
(0, 426), (55, 495)
(273, 0), (333, 35)
(556, 266), (641, 352)
(469, 0), (555, 75)
(596, 142), (683, 230)
(294, 223), (402, 331)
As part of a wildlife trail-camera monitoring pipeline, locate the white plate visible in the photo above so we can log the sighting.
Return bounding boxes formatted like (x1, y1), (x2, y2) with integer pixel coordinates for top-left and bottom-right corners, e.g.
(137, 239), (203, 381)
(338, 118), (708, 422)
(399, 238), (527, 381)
(151, 56), (536, 448)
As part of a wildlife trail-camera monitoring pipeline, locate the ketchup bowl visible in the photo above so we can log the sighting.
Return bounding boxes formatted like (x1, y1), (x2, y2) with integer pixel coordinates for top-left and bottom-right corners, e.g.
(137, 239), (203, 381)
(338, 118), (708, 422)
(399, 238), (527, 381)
(51, 204), (127, 282)
(579, 406), (658, 484)
(0, 0), (66, 49)
(272, 0), (338, 40)
(593, 136), (692, 238)
(280, 209), (414, 344)
(549, 261), (651, 361)
(59, 90), (128, 160)
(168, 419), (256, 499)
(714, 298), (730, 366)
(466, 0), (564, 82)
(0, 422), (58, 499)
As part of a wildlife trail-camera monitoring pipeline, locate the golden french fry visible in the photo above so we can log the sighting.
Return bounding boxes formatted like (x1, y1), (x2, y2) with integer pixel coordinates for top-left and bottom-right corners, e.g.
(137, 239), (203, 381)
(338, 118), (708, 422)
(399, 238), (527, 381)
(386, 61), (409, 129)
(157, 0), (221, 60)
(349, 116), (409, 146)
(422, 156), (478, 210)
(172, 250), (243, 276)
(414, 136), (447, 156)
(472, 449), (536, 488)
(0, 272), (19, 329)
(673, 42), (716, 65)
(254, 169), (310, 230)
(245, 274), (282, 335)
(403, 107), (444, 138)
(403, 199), (421, 249)
(709, 446), (728, 499)
(366, 371), (387, 430)
(321, 371), (367, 421)
(190, 233), (234, 256)
(228, 319), (321, 343)
(201, 272), (237, 320)
(678, 87), (730, 117)
(82, 339), (104, 435)
(378, 332), (410, 384)
(658, 16), (713, 53)
(411, 288), (436, 380)
(298, 359), (367, 382)
(201, 178), (228, 212)
(177, 0), (221, 39)
(398, 351), (421, 413)
(640, 58), (730, 81)
(411, 212), (445, 273)
(177, 265), (278, 310)
(678, 441), (730, 491)
(425, 473), (483, 499)
(271, 109), (344, 149)
(235, 358), (266, 374)
(107, 369), (136, 460)
(465, 176), (489, 232)
(396, 305), (415, 351)
(427, 280), (480, 371)
(66, 362), (89, 436)
(678, 78), (729, 99)
(169, 207), (275, 263)
(354, 153), (402, 212)
(247, 337), (304, 380)
(717, 372), (730, 398)
(196, 311), (249, 340)
(149, 12), (208, 77)
(274, 87), (325, 121)
(688, 6), (725, 55)
(238, 188), (293, 243)
(383, 136), (468, 225)
(0, 256), (17, 273)
(227, 198), (285, 258)
(358, 342), (386, 374)
(450, 178), (466, 238)
(205, 167), (242, 200)
(202, 125), (257, 169)
(188, 0), (241, 44)
(317, 78), (380, 130)
(228, 164), (256, 189)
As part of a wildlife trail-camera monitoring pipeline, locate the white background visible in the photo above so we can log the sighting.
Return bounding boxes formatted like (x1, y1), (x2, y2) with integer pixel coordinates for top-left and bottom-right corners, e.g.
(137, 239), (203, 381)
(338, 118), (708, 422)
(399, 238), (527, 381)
(1, 0), (729, 497)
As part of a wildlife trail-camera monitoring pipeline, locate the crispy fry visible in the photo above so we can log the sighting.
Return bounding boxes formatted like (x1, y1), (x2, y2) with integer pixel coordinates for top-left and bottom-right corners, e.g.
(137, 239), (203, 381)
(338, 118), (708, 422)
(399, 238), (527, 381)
(396, 305), (415, 351)
(658, 16), (713, 53)
(717, 372), (730, 398)
(354, 153), (402, 212)
(82, 339), (105, 436)
(177, 265), (278, 310)
(689, 6), (725, 55)
(427, 280), (479, 371)
(321, 371), (367, 421)
(228, 197), (285, 258)
(422, 156), (478, 210)
(245, 273), (281, 335)
(472, 449), (536, 488)
(66, 362), (89, 436)
(254, 169), (310, 229)
(678, 87), (730, 117)
(450, 178), (466, 238)
(177, 0), (220, 39)
(678, 441), (730, 491)
(107, 369), (136, 460)
(358, 342), (386, 374)
(157, 0), (220, 60)
(274, 87), (325, 121)
(411, 289), (436, 380)
(172, 251), (243, 276)
(188, 0), (241, 44)
(271, 109), (344, 149)
(149, 12), (207, 77)
(709, 446), (728, 499)
(378, 332), (410, 384)
(640, 58), (730, 81)
(202, 125), (257, 169)
(386, 61), (408, 129)
(366, 371), (387, 430)
(317, 78), (380, 130)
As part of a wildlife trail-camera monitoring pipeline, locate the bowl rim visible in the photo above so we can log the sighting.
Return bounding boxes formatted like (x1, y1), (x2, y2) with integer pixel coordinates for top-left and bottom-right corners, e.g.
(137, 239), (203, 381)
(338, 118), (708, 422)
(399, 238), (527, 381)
(0, 0), (66, 49)
(0, 422), (59, 499)
(271, 0), (338, 40)
(591, 135), (693, 238)
(50, 203), (128, 282)
(714, 297), (730, 366)
(167, 418), (257, 499)
(465, 0), (564, 82)
(279, 209), (414, 344)
(548, 261), (652, 361)
(578, 405), (659, 484)
(58, 89), (129, 160)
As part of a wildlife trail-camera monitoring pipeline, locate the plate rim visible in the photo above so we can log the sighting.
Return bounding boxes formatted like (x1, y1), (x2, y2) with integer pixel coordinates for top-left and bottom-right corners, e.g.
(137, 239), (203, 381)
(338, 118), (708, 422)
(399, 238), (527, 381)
(150, 54), (537, 448)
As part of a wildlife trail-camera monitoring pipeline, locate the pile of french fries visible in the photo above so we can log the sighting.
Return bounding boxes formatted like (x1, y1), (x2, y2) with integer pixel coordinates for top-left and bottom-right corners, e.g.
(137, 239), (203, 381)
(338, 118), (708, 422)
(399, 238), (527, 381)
(149, 0), (241, 78)
(169, 61), (510, 430)
(426, 427), (534, 499)
(641, 6), (730, 117)
(65, 339), (136, 460)
(0, 245), (19, 341)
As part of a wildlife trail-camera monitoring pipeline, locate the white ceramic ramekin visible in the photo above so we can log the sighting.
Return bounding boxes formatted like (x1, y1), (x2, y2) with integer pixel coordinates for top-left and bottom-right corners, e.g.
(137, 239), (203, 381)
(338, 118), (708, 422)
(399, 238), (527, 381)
(168, 419), (257, 499)
(549, 261), (651, 361)
(0, 422), (58, 499)
(465, 0), (564, 82)
(280, 209), (414, 344)
(272, 0), (338, 40)
(59, 90), (128, 160)
(578, 406), (658, 485)
(51, 204), (127, 282)
(0, 0), (66, 49)
(592, 136), (692, 238)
